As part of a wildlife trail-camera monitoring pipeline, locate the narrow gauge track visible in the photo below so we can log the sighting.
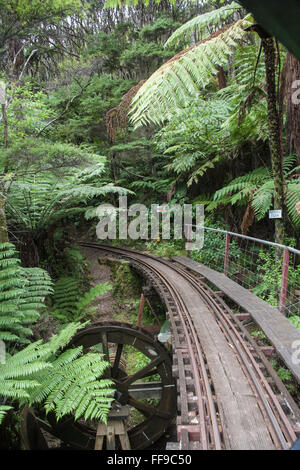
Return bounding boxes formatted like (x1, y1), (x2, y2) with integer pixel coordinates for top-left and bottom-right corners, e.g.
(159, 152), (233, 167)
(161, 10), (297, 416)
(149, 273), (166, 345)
(79, 242), (299, 450)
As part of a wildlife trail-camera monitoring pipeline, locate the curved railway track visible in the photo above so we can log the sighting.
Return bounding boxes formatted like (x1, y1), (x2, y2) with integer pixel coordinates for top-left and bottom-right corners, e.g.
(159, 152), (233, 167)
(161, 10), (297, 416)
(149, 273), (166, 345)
(79, 242), (300, 451)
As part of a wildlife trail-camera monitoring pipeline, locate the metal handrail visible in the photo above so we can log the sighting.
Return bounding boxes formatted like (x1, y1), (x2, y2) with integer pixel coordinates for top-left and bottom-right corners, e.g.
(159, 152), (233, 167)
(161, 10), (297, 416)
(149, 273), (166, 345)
(186, 224), (300, 257)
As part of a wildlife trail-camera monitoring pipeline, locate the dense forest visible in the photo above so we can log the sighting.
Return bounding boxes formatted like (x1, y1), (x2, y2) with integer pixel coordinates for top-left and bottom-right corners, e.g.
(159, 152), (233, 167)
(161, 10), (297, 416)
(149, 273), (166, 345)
(0, 0), (300, 450)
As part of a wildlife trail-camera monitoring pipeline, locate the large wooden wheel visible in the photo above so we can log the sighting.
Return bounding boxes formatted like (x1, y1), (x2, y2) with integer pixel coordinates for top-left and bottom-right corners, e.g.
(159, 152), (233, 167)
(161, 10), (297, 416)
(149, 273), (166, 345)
(44, 322), (176, 450)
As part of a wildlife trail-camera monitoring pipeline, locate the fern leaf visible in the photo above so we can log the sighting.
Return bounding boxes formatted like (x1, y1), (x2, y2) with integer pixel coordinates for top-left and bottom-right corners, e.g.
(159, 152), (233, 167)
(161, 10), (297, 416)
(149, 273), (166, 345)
(130, 16), (253, 128)
(165, 2), (243, 48)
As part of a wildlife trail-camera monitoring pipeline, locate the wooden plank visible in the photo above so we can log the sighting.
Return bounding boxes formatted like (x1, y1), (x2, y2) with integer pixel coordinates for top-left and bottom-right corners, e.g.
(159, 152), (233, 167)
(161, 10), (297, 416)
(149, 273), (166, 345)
(181, 292), (275, 450)
(117, 421), (131, 450)
(173, 256), (300, 383)
(106, 425), (115, 450)
(94, 435), (104, 450)
(137, 256), (275, 450)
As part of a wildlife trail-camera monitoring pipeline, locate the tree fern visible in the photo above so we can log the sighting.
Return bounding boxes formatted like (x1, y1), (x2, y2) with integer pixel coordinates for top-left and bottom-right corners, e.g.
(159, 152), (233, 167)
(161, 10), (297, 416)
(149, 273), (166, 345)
(130, 15), (253, 127)
(0, 405), (13, 425)
(0, 243), (53, 345)
(155, 96), (232, 185)
(286, 182), (300, 226)
(214, 166), (271, 202)
(214, 156), (300, 227)
(52, 277), (82, 321)
(76, 283), (112, 317)
(219, 43), (286, 145)
(0, 244), (114, 425)
(5, 170), (131, 241)
(165, 2), (243, 48)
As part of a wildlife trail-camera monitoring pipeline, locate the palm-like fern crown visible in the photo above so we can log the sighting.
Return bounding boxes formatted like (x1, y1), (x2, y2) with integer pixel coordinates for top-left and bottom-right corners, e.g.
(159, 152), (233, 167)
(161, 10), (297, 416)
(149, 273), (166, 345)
(130, 4), (253, 128)
(5, 164), (131, 237)
(214, 155), (300, 226)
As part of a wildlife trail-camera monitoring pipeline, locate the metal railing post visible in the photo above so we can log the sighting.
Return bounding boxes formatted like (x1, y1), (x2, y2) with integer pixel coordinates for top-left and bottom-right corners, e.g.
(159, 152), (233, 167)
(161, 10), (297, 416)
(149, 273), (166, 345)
(279, 248), (290, 315)
(137, 294), (145, 327)
(224, 233), (230, 276)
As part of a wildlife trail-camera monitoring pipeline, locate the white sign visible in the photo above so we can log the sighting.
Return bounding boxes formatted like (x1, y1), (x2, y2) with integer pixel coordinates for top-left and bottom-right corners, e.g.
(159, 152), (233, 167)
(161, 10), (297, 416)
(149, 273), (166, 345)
(269, 210), (282, 219)
(157, 206), (165, 213)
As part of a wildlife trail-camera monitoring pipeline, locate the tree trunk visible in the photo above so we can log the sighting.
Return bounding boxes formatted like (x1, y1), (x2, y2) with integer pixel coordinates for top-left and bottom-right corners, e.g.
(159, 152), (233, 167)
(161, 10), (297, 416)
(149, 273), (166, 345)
(261, 36), (286, 245)
(217, 66), (227, 90)
(0, 192), (8, 243)
(2, 104), (8, 150)
(0, 94), (9, 243)
(281, 52), (300, 165)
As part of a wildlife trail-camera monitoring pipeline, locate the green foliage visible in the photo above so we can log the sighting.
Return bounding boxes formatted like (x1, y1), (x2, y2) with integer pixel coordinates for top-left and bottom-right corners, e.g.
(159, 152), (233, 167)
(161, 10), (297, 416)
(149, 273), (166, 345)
(0, 243), (53, 345)
(252, 249), (300, 308)
(190, 220), (243, 272)
(5, 162), (129, 242)
(120, 40), (174, 72)
(3, 0), (82, 22)
(0, 85), (54, 145)
(77, 283), (112, 315)
(2, 138), (105, 177)
(140, 16), (181, 41)
(145, 239), (185, 258)
(289, 315), (300, 331)
(252, 251), (282, 307)
(46, 74), (137, 144)
(52, 277), (83, 322)
(165, 1), (242, 47)
(52, 278), (112, 322)
(271, 359), (292, 382)
(155, 97), (232, 185)
(0, 243), (114, 426)
(214, 155), (300, 227)
(0, 322), (115, 425)
(250, 330), (266, 340)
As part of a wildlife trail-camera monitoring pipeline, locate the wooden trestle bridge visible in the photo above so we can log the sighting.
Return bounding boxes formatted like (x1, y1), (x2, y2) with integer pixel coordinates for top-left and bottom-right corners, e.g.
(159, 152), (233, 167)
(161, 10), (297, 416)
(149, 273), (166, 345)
(22, 241), (300, 450)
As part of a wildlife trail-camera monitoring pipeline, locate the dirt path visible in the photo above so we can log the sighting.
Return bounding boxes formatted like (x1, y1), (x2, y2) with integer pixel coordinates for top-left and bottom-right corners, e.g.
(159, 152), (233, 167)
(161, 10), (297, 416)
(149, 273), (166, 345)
(80, 246), (141, 325)
(80, 246), (118, 322)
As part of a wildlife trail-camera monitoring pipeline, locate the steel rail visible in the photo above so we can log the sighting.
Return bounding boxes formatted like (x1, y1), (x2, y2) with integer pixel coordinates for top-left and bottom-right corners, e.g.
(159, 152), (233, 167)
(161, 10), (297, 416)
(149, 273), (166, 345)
(80, 242), (222, 450)
(79, 242), (297, 449)
(171, 262), (297, 449)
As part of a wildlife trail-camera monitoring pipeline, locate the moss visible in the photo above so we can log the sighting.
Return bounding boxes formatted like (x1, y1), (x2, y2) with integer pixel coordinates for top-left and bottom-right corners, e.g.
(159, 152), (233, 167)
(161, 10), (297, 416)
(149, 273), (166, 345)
(98, 257), (141, 301)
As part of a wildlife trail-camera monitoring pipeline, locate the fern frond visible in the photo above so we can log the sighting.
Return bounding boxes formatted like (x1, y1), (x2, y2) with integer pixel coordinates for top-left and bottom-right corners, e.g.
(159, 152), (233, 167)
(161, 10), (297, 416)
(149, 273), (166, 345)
(187, 156), (223, 186)
(0, 405), (13, 424)
(251, 181), (274, 220)
(286, 182), (300, 226)
(165, 2), (243, 48)
(130, 16), (253, 128)
(52, 278), (112, 322)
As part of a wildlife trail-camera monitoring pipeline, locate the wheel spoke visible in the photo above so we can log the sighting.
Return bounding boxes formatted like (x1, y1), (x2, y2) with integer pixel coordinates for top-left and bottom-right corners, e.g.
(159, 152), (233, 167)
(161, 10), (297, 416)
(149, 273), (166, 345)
(128, 396), (173, 420)
(101, 332), (110, 377)
(122, 356), (163, 387)
(63, 322), (177, 450)
(138, 369), (158, 380)
(111, 343), (123, 378)
(128, 396), (157, 418)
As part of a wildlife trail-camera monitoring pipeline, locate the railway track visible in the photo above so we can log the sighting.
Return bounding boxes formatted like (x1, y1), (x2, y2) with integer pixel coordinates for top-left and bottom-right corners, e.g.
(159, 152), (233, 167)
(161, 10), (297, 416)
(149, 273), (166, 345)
(79, 242), (299, 450)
